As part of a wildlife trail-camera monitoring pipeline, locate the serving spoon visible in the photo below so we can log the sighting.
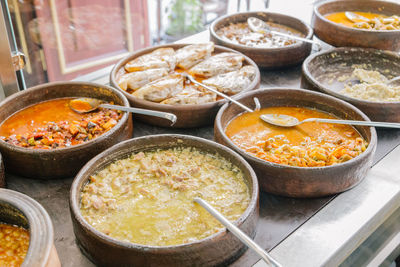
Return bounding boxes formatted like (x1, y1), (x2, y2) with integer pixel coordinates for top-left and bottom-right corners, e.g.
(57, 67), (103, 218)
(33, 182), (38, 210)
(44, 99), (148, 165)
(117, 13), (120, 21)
(194, 197), (282, 267)
(247, 17), (322, 50)
(345, 11), (370, 23)
(184, 74), (400, 129)
(182, 73), (256, 113)
(345, 11), (395, 24)
(69, 98), (177, 125)
(261, 114), (400, 128)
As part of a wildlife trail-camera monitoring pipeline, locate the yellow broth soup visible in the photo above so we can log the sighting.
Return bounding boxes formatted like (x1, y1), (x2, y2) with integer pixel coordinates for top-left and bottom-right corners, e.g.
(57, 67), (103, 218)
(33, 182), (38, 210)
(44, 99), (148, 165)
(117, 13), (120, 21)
(80, 147), (250, 246)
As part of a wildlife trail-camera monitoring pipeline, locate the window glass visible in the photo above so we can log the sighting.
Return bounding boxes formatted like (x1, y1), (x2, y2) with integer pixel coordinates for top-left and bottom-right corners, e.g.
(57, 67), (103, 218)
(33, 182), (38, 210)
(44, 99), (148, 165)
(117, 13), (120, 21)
(5, 0), (273, 87)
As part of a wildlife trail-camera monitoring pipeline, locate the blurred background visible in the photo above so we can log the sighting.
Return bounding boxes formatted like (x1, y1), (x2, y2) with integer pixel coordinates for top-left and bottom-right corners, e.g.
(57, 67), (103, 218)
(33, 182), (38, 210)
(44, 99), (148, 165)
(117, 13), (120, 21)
(2, 0), (278, 87)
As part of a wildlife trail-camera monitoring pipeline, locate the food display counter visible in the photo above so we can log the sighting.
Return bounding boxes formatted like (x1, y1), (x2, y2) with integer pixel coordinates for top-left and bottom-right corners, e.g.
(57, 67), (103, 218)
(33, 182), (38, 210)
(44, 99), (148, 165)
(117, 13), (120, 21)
(4, 30), (399, 266)
(2, 0), (400, 265)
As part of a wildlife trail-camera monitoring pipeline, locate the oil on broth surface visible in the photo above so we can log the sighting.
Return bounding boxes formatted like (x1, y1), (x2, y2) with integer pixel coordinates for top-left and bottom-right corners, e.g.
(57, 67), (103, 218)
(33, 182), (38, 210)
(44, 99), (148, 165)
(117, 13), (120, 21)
(226, 107), (367, 167)
(80, 147), (250, 246)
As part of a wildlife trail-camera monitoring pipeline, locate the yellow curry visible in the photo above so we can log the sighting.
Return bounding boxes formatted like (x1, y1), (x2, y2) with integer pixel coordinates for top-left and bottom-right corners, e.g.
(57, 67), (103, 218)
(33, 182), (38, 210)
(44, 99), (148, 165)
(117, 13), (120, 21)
(80, 147), (250, 246)
(325, 12), (400, 30)
(226, 107), (368, 167)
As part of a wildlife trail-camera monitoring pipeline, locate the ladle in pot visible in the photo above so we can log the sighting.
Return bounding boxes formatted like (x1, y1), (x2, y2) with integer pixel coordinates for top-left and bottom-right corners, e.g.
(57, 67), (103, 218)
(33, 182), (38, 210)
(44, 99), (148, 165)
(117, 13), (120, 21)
(261, 114), (400, 128)
(184, 73), (400, 129)
(247, 17), (321, 50)
(69, 98), (177, 125)
(194, 197), (282, 267)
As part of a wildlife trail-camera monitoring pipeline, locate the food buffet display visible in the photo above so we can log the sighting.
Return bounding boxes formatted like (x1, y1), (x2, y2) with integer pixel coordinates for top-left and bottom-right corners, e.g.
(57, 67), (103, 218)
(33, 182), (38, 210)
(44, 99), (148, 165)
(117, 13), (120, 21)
(2, 0), (400, 265)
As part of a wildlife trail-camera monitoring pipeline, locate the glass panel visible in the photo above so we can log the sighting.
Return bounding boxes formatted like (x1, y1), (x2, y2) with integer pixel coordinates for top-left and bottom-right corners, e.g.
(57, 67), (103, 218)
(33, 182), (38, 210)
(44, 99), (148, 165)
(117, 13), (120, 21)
(4, 0), (270, 88)
(0, 1), (20, 97)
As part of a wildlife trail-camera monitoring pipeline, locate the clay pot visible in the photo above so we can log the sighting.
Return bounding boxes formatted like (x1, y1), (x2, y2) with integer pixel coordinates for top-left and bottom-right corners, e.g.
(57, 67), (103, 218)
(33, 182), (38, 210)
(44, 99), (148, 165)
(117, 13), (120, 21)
(0, 188), (60, 267)
(312, 0), (400, 51)
(210, 11), (313, 69)
(214, 88), (377, 198)
(110, 44), (260, 128)
(70, 134), (259, 266)
(0, 82), (133, 179)
(302, 47), (400, 122)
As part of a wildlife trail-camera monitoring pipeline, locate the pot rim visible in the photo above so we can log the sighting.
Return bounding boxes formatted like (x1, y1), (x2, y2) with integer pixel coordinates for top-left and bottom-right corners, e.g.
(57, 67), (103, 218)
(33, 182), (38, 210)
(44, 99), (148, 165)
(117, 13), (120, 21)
(314, 0), (400, 34)
(109, 43), (260, 110)
(0, 81), (130, 154)
(302, 47), (400, 106)
(0, 188), (54, 267)
(70, 134), (259, 251)
(215, 87), (377, 171)
(210, 11), (314, 52)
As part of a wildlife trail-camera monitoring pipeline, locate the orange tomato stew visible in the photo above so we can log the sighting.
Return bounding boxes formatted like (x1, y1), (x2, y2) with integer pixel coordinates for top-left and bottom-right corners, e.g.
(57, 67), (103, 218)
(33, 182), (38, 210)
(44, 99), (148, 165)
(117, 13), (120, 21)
(0, 98), (122, 149)
(225, 107), (368, 167)
(0, 223), (29, 267)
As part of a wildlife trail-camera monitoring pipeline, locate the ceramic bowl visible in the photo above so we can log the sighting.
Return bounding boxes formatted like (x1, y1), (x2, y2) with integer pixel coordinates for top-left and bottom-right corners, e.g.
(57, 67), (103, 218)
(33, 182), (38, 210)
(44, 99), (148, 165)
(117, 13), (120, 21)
(302, 47), (400, 122)
(70, 134), (259, 266)
(0, 82), (133, 179)
(0, 188), (60, 266)
(110, 44), (260, 128)
(312, 0), (400, 51)
(214, 88), (377, 198)
(210, 11), (313, 68)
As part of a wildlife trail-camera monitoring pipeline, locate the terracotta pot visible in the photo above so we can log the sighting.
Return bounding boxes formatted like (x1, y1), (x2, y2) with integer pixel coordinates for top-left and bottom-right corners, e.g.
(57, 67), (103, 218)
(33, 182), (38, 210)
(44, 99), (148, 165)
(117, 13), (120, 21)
(0, 188), (60, 267)
(312, 0), (400, 51)
(301, 47), (400, 122)
(0, 82), (133, 179)
(110, 44), (260, 128)
(214, 88), (377, 198)
(70, 134), (259, 267)
(210, 11), (313, 69)
(0, 153), (4, 188)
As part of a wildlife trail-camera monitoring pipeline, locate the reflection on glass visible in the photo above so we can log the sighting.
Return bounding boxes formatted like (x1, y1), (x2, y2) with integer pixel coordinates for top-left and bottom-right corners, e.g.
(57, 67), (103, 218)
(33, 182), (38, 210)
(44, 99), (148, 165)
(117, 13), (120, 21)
(7, 0), (150, 85)
(6, 0), (269, 87)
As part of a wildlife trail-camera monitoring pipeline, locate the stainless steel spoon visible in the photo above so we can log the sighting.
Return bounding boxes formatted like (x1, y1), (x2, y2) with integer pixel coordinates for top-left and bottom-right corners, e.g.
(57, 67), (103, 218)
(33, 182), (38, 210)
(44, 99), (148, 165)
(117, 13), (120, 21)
(182, 73), (255, 113)
(247, 17), (321, 50)
(184, 74), (400, 129)
(69, 98), (177, 125)
(345, 11), (370, 23)
(194, 197), (282, 267)
(261, 113), (400, 128)
(345, 11), (394, 24)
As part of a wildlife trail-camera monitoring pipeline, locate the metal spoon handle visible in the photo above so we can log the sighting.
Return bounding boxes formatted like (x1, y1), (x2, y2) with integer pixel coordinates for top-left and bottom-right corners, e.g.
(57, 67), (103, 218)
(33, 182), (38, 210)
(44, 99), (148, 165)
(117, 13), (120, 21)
(184, 74), (253, 113)
(270, 30), (321, 48)
(194, 197), (282, 267)
(99, 104), (177, 125)
(303, 118), (400, 128)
